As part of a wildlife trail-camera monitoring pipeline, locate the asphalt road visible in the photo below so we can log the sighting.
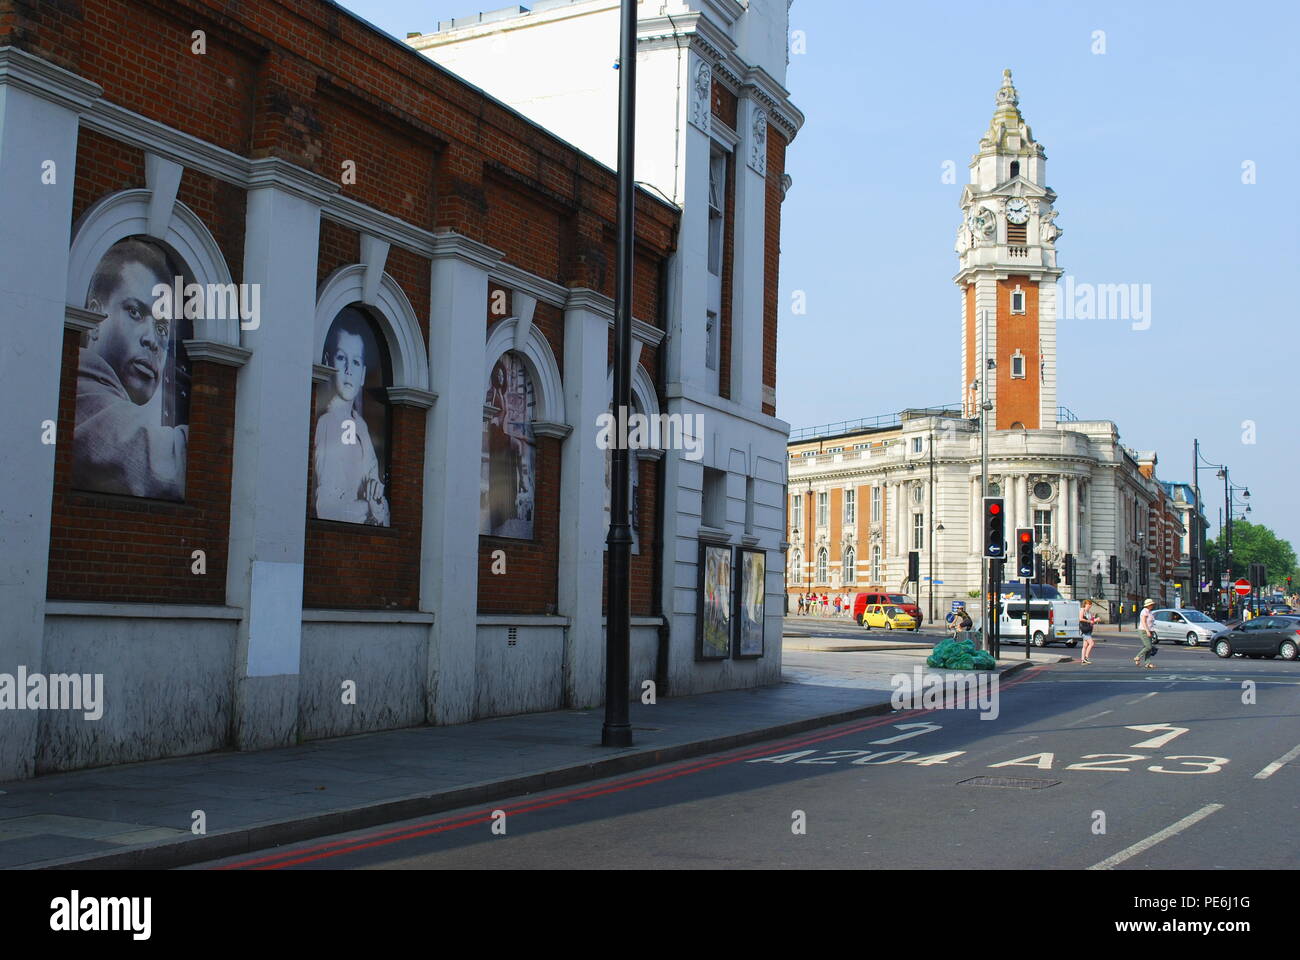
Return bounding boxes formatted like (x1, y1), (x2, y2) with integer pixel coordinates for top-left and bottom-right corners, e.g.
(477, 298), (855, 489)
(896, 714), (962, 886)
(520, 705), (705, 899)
(198, 633), (1300, 870)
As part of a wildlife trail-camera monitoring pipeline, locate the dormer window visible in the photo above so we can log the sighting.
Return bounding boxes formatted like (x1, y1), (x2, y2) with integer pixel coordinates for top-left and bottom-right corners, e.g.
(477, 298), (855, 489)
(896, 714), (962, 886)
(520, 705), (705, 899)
(1011, 349), (1026, 379)
(1010, 285), (1026, 313)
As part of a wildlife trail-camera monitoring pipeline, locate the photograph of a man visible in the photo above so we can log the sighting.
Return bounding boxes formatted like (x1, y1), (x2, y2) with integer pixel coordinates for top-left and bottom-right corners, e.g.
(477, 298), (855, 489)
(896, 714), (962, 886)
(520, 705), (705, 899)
(312, 308), (391, 526)
(74, 237), (190, 500)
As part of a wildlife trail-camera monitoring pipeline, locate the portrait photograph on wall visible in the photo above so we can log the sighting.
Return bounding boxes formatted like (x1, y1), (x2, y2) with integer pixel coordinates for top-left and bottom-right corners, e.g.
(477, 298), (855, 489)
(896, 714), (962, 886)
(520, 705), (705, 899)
(735, 547), (766, 658)
(697, 542), (733, 660)
(481, 351), (536, 539)
(311, 305), (392, 526)
(73, 236), (193, 500)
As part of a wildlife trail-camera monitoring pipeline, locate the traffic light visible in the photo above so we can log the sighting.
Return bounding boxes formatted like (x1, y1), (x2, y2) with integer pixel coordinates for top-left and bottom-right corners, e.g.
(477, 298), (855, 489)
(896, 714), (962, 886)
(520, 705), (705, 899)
(1064, 553), (1075, 586)
(1108, 555), (1118, 584)
(908, 550), (920, 584)
(1015, 528), (1034, 578)
(982, 497), (1005, 558)
(1034, 554), (1046, 583)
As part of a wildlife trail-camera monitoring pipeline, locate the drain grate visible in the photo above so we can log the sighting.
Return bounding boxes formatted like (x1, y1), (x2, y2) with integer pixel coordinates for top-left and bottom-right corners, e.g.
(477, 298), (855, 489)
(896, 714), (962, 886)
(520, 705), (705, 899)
(958, 776), (1060, 790)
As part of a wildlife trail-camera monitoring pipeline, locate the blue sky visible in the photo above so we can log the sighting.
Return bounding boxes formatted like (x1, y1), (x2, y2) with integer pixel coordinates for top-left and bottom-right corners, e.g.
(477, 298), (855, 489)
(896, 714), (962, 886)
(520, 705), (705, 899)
(338, 0), (1299, 547)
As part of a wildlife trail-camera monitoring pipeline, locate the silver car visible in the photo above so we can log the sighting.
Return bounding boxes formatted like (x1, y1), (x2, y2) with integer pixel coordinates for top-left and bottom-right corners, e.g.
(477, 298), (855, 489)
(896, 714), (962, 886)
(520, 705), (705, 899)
(1150, 608), (1227, 646)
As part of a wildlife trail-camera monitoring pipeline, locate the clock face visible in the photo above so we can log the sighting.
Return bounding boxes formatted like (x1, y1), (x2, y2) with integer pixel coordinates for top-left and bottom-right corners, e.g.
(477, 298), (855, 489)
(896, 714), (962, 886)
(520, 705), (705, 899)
(1006, 198), (1029, 224)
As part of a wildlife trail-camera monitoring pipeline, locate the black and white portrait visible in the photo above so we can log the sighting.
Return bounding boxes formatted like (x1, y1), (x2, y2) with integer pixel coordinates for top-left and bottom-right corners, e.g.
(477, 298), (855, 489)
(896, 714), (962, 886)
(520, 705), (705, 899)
(481, 352), (536, 538)
(312, 306), (391, 526)
(74, 237), (192, 500)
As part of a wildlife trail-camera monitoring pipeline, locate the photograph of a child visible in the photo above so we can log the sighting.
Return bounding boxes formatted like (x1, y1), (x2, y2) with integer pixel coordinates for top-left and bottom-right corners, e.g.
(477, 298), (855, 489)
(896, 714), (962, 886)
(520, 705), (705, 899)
(312, 306), (391, 526)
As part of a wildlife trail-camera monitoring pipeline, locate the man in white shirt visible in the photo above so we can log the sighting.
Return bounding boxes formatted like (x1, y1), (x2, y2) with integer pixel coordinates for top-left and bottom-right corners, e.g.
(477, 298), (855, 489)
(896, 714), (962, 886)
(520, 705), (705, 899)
(1135, 598), (1157, 668)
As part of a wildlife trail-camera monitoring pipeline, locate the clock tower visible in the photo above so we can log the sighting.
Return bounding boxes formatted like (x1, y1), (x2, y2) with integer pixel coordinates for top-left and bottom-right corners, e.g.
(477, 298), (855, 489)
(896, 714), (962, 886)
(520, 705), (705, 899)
(955, 69), (1062, 430)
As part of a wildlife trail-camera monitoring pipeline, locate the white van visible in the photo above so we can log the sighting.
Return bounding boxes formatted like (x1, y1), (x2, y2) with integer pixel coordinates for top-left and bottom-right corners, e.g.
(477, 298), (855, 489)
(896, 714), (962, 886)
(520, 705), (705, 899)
(997, 583), (1082, 647)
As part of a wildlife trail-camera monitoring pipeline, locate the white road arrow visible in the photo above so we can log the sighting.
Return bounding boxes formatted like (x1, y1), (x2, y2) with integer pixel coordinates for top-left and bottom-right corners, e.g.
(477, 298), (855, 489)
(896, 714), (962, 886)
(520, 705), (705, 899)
(1125, 723), (1190, 749)
(870, 722), (942, 745)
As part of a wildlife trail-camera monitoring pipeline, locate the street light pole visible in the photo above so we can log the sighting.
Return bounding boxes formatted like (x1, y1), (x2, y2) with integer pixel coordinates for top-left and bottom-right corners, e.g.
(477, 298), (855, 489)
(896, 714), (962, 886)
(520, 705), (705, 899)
(928, 428), (936, 623)
(602, 0), (637, 748)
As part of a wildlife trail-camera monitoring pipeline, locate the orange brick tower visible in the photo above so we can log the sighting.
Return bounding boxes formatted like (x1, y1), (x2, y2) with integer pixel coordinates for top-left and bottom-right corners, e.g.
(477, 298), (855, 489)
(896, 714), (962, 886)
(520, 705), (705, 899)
(955, 70), (1063, 431)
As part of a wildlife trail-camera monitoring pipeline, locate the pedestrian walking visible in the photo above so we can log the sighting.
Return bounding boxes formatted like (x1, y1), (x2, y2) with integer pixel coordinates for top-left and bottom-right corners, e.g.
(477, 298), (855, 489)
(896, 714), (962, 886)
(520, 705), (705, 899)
(1134, 598), (1157, 668)
(833, 595), (842, 616)
(797, 594), (805, 616)
(1079, 598), (1099, 664)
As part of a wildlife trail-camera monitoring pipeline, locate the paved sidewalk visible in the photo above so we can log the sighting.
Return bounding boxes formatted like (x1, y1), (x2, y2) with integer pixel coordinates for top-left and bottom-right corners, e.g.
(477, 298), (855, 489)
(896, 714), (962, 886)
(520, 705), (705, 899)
(0, 647), (1061, 870)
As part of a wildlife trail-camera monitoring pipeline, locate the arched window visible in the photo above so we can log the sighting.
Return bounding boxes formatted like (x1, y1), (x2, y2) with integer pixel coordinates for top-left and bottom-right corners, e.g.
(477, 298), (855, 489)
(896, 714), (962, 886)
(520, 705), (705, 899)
(312, 305), (393, 526)
(816, 547), (828, 584)
(871, 545), (881, 582)
(1009, 160), (1020, 178)
(842, 546), (856, 585)
(789, 548), (802, 584)
(74, 236), (194, 501)
(482, 351), (537, 538)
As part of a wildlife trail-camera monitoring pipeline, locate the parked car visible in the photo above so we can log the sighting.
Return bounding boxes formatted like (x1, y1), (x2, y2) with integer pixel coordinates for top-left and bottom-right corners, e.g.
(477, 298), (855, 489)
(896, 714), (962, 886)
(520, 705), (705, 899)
(1149, 608), (1228, 646)
(853, 590), (923, 631)
(861, 604), (918, 631)
(1212, 615), (1300, 661)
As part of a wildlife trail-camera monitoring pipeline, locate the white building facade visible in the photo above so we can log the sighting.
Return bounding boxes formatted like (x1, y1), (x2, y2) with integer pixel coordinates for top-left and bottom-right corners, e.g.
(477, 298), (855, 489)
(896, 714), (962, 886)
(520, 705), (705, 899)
(410, 0), (804, 692)
(786, 72), (1178, 622)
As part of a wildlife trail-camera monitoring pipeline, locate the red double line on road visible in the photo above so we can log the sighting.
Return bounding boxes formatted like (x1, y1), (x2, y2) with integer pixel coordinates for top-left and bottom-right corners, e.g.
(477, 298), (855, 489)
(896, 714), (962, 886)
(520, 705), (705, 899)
(220, 665), (1045, 869)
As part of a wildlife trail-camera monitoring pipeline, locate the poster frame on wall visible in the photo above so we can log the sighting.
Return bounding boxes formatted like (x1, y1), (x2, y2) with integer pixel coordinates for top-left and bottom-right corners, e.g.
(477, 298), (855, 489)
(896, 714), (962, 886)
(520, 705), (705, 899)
(734, 546), (766, 659)
(696, 541), (733, 661)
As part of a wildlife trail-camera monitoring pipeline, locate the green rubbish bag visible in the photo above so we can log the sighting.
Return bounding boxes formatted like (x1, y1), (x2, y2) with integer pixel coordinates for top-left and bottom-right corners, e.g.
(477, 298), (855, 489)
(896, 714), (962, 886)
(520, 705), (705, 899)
(927, 636), (996, 671)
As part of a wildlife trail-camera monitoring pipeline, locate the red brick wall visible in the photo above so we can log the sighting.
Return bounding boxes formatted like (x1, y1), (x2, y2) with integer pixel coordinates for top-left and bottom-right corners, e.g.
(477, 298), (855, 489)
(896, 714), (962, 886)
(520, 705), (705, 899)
(995, 275), (1040, 430)
(47, 332), (237, 603)
(21, 0), (680, 614)
(304, 392), (425, 609)
(762, 128), (787, 417)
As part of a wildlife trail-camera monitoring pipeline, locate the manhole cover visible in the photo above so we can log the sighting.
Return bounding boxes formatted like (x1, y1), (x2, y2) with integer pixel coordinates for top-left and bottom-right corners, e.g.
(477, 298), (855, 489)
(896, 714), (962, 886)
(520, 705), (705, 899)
(958, 776), (1060, 790)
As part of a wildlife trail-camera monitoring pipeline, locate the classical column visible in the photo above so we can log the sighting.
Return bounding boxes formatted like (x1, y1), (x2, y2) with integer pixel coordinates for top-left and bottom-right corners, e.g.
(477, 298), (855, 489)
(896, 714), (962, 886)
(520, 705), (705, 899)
(558, 289), (612, 708)
(0, 49), (100, 780)
(226, 163), (333, 750)
(728, 97), (767, 411)
(421, 234), (498, 725)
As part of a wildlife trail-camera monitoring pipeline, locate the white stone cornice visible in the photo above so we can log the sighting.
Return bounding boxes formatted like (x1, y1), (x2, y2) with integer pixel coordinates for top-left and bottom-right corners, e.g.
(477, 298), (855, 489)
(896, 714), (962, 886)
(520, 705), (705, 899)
(429, 230), (504, 270)
(323, 195), (441, 261)
(183, 340), (252, 368)
(84, 98), (250, 187)
(563, 288), (665, 347)
(0, 46), (101, 113)
(64, 305), (103, 334)
(710, 119), (740, 150)
(246, 157), (339, 206)
(490, 260), (569, 308)
(741, 65), (804, 140)
(532, 420), (573, 440)
(386, 386), (437, 409)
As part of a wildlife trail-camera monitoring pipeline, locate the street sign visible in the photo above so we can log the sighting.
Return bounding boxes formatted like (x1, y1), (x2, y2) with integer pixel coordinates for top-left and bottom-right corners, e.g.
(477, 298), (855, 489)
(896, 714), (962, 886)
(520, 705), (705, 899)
(951, 600), (965, 612)
(1234, 579), (1251, 596)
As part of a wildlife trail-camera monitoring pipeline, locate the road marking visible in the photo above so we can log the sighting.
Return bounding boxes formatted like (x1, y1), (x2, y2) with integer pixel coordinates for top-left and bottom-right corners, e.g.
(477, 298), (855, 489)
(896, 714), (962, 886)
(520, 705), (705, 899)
(1254, 743), (1300, 780)
(1066, 709), (1112, 726)
(1087, 803), (1225, 871)
(869, 722), (942, 744)
(1126, 692), (1158, 705)
(1126, 723), (1190, 749)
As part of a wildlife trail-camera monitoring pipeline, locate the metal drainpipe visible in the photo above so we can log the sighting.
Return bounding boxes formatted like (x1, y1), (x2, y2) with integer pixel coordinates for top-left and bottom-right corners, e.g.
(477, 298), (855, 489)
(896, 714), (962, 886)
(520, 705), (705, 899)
(653, 258), (671, 697)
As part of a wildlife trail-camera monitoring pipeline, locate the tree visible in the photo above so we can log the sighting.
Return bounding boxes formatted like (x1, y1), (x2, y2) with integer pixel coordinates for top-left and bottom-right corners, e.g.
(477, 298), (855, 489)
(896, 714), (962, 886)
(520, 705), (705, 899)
(1209, 520), (1299, 587)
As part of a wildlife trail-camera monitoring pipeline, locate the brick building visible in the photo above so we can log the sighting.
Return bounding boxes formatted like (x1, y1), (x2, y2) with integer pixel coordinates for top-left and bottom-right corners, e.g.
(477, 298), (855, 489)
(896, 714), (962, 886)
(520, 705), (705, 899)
(0, 0), (798, 779)
(785, 73), (1182, 624)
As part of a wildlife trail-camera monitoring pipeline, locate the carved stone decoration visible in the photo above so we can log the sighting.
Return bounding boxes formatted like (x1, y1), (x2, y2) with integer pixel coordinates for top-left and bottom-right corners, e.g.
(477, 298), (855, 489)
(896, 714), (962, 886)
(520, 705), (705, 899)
(689, 61), (712, 134)
(955, 226), (971, 254)
(748, 108), (768, 176)
(1041, 209), (1060, 245)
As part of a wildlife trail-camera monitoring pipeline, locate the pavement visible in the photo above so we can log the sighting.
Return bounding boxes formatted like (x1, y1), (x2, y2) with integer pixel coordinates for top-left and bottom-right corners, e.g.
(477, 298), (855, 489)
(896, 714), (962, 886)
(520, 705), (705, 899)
(0, 638), (1064, 870)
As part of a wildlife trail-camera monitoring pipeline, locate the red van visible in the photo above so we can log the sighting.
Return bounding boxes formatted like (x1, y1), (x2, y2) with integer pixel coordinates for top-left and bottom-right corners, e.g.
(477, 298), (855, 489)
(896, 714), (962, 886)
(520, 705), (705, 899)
(853, 589), (923, 631)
